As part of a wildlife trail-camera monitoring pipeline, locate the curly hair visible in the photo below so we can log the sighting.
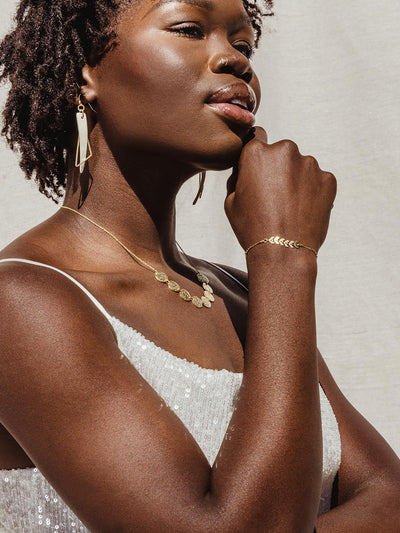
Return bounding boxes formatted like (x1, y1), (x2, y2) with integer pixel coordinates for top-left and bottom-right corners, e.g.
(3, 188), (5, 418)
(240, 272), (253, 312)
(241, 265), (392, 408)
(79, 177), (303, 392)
(0, 0), (274, 204)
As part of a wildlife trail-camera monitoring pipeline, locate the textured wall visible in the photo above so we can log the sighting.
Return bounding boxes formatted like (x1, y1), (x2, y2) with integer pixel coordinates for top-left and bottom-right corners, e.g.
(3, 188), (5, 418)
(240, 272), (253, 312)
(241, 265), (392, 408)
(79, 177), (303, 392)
(1, 1), (399, 457)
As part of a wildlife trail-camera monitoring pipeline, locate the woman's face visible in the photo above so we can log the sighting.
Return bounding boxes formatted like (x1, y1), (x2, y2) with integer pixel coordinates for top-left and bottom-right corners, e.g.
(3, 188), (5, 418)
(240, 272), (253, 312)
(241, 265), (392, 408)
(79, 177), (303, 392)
(89, 0), (261, 171)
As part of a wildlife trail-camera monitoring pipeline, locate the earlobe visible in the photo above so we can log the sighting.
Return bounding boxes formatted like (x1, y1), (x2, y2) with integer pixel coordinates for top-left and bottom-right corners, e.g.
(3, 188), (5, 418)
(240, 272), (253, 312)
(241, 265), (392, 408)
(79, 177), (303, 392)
(80, 64), (98, 103)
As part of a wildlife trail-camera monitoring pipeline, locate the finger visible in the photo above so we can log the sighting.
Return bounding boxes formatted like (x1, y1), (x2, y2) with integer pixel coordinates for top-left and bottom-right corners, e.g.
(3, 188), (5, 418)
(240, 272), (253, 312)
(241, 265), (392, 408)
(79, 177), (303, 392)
(242, 126), (268, 147)
(251, 126), (268, 144)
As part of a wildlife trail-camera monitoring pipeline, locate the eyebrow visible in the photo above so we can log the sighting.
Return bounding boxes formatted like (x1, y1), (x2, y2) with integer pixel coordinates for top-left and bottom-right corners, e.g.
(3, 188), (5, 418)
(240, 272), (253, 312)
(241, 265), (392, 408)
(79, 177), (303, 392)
(144, 0), (253, 27)
(145, 0), (213, 17)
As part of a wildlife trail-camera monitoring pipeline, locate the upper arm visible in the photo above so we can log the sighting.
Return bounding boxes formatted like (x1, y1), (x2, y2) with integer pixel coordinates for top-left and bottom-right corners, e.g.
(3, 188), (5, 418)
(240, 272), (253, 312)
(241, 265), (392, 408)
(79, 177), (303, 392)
(0, 263), (212, 532)
(317, 350), (400, 504)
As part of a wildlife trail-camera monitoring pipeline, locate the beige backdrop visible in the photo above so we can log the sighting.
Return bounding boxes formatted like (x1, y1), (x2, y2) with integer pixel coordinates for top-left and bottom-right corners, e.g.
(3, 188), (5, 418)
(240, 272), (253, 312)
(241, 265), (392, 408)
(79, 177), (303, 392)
(1, 1), (399, 456)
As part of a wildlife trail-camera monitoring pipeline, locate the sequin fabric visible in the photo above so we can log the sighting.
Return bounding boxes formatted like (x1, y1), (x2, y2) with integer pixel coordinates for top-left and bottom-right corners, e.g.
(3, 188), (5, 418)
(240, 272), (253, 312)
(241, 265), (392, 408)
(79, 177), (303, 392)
(0, 259), (341, 531)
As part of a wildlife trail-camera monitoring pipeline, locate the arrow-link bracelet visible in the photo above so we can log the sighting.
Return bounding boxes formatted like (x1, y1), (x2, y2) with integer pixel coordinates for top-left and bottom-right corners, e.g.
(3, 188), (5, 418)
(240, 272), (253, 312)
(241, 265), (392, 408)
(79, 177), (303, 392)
(245, 235), (318, 258)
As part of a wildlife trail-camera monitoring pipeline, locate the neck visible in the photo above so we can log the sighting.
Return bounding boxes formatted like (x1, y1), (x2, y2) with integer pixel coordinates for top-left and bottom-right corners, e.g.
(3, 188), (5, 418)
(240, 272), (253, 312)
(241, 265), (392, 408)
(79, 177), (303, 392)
(61, 123), (199, 271)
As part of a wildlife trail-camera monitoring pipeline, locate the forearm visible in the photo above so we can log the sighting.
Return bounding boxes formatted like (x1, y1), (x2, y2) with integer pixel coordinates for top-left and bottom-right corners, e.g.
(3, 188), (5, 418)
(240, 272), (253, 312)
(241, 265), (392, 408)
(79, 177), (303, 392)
(316, 483), (400, 532)
(207, 246), (323, 531)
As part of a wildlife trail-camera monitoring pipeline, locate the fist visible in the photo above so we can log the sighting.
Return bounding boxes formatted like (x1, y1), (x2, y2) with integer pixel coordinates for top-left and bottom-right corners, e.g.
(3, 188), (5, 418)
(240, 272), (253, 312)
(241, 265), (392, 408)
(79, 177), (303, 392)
(224, 127), (337, 254)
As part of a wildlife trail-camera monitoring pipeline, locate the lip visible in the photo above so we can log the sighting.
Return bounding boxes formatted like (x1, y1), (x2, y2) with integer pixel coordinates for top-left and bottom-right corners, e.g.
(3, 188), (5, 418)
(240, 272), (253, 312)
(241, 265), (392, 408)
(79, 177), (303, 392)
(206, 102), (256, 127)
(205, 82), (257, 128)
(206, 83), (257, 114)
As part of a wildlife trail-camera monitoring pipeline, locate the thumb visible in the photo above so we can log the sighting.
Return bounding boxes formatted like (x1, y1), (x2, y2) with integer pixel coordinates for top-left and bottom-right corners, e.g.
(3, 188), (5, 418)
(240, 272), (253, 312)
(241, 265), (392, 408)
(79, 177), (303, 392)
(224, 186), (235, 218)
(226, 164), (239, 197)
(226, 126), (268, 198)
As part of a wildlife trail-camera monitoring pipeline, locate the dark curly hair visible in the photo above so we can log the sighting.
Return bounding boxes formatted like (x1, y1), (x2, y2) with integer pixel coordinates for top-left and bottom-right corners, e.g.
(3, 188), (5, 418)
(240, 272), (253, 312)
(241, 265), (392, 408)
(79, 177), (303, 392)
(0, 0), (274, 204)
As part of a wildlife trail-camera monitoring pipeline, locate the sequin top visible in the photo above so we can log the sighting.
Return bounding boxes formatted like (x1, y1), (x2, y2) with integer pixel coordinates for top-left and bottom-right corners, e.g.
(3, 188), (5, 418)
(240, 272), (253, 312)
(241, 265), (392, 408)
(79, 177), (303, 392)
(0, 259), (341, 532)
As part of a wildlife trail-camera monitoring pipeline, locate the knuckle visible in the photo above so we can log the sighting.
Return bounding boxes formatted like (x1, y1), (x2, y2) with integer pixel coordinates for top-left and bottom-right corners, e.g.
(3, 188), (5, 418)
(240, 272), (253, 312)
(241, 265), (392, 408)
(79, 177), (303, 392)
(324, 171), (337, 190)
(247, 138), (267, 153)
(323, 173), (337, 203)
(276, 139), (299, 154)
(254, 126), (267, 136)
(303, 154), (319, 168)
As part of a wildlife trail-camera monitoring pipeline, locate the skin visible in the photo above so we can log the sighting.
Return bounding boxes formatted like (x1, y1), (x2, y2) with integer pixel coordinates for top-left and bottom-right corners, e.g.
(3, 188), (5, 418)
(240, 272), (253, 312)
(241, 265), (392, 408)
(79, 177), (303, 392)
(0, 0), (399, 531)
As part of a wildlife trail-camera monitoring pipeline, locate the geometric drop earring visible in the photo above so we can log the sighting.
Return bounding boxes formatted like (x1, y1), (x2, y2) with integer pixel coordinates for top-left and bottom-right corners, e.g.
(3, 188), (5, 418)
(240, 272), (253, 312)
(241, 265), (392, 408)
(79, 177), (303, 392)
(75, 94), (93, 173)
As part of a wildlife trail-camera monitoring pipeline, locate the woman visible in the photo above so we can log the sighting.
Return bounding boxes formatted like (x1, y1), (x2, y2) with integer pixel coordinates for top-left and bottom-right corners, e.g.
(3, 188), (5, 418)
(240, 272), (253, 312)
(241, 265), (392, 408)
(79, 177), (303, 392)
(0, 0), (399, 531)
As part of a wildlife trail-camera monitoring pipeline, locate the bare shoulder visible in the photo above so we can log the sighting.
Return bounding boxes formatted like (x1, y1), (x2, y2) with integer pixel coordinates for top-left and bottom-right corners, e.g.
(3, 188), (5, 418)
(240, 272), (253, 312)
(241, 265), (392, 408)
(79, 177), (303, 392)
(0, 258), (117, 344)
(0, 220), (60, 263)
(0, 255), (119, 426)
(0, 221), (115, 342)
(0, 260), (121, 417)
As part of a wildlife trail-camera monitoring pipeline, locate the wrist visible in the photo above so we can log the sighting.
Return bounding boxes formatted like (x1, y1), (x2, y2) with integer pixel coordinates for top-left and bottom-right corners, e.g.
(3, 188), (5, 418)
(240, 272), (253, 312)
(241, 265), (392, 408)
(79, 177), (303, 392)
(245, 241), (318, 278)
(245, 235), (318, 258)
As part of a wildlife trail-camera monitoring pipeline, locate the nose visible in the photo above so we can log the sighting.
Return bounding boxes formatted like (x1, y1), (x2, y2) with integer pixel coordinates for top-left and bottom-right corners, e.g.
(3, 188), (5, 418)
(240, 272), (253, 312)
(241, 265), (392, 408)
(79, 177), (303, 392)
(209, 50), (253, 84)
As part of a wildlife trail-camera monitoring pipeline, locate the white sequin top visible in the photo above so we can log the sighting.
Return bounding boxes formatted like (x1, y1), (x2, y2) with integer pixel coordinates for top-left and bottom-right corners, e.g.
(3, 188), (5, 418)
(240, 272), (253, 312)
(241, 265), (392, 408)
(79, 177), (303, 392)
(0, 259), (341, 532)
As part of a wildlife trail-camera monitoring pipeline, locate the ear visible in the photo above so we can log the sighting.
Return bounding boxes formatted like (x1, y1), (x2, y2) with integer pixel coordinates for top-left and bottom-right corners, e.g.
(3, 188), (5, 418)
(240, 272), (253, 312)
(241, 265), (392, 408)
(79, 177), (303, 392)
(79, 64), (98, 104)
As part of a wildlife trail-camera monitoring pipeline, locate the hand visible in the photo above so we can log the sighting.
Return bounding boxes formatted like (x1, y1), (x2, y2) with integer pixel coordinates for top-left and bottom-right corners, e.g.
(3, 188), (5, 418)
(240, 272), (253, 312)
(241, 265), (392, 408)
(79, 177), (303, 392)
(224, 127), (337, 254)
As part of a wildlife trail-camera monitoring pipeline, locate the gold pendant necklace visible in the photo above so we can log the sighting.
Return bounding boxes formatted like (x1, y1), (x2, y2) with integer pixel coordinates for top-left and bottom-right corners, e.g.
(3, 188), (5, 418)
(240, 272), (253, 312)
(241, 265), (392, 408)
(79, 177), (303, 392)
(60, 206), (215, 309)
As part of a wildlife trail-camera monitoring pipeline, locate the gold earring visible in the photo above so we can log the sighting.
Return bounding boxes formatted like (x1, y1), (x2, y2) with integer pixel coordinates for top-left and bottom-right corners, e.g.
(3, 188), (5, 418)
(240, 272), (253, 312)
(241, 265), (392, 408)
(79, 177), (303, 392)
(75, 95), (93, 173)
(192, 171), (206, 205)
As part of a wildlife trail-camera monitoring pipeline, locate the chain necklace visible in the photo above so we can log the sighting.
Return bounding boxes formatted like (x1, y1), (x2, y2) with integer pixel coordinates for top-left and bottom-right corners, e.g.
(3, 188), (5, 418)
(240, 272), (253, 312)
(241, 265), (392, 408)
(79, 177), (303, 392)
(60, 206), (215, 309)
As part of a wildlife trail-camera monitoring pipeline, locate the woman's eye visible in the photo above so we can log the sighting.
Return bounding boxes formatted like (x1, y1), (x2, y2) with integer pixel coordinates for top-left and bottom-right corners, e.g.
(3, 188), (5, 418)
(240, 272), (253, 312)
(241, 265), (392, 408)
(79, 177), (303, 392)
(233, 41), (255, 60)
(169, 24), (204, 39)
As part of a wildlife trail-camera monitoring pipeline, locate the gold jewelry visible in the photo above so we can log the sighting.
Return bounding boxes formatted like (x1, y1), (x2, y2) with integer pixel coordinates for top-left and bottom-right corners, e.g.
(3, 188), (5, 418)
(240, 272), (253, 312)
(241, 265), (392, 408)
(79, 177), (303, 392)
(220, 57), (229, 68)
(192, 171), (206, 205)
(245, 235), (318, 258)
(60, 206), (215, 309)
(174, 240), (215, 307)
(75, 95), (93, 173)
(75, 83), (97, 113)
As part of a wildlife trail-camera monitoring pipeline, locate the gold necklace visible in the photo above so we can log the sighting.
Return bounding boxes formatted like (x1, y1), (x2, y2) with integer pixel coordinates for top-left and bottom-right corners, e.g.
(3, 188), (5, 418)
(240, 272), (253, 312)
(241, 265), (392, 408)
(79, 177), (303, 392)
(60, 206), (215, 309)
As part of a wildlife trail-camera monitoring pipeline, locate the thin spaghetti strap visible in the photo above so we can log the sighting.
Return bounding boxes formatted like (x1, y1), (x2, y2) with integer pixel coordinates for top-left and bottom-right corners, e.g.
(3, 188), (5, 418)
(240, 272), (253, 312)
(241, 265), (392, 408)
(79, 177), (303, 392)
(0, 258), (114, 322)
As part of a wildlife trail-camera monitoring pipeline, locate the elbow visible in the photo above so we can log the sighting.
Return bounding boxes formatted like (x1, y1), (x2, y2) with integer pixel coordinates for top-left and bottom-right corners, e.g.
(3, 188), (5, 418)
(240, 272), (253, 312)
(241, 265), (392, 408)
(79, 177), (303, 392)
(358, 470), (400, 517)
(193, 496), (317, 533)
(379, 477), (400, 516)
(368, 467), (400, 500)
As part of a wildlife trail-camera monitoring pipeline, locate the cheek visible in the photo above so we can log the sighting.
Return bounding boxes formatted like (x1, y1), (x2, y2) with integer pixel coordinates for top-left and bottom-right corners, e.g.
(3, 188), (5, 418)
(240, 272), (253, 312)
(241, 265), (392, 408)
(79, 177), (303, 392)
(93, 32), (247, 168)
(96, 36), (202, 138)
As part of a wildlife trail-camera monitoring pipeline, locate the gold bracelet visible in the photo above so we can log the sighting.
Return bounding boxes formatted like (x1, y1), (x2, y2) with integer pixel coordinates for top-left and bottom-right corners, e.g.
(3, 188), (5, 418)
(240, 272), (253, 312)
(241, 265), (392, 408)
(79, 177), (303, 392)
(245, 235), (318, 258)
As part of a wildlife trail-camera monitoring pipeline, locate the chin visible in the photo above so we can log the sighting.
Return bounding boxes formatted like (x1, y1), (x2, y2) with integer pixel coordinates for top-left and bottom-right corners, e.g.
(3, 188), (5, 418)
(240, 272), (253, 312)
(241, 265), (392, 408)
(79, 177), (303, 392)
(199, 131), (246, 171)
